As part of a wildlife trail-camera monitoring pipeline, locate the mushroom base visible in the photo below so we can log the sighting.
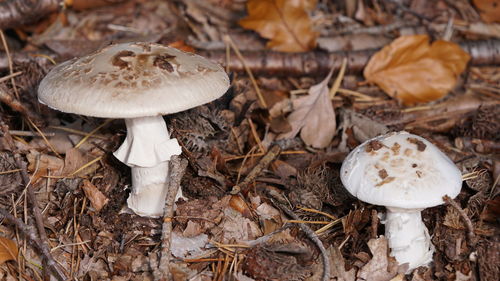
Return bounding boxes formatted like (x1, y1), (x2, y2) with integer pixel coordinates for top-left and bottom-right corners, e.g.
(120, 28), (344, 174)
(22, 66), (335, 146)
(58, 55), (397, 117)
(127, 162), (170, 217)
(113, 116), (182, 217)
(383, 207), (434, 272)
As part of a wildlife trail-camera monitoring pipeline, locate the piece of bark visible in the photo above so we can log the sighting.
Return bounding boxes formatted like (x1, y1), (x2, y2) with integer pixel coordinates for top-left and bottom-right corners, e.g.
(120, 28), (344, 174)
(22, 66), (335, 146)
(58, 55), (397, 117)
(0, 0), (61, 29)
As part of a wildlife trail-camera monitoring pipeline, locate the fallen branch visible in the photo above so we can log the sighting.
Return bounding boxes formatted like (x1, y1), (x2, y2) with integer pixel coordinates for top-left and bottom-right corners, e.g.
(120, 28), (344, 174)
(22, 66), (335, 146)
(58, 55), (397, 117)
(0, 40), (498, 78)
(154, 156), (188, 281)
(200, 39), (500, 76)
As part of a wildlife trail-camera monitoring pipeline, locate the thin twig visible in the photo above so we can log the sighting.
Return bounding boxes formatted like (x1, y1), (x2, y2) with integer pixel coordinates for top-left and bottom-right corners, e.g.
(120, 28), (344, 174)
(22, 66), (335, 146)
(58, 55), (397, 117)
(74, 119), (112, 149)
(329, 57), (347, 99)
(26, 117), (61, 158)
(0, 30), (19, 99)
(154, 156), (188, 281)
(370, 209), (379, 239)
(240, 225), (293, 248)
(0, 71), (22, 83)
(232, 145), (281, 193)
(13, 153), (67, 281)
(443, 195), (476, 247)
(267, 192), (331, 281)
(223, 34), (267, 108)
(9, 130), (55, 137)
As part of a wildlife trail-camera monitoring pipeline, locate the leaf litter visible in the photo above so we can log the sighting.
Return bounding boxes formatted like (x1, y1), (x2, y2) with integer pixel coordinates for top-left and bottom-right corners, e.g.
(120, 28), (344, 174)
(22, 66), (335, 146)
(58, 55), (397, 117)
(0, 0), (498, 280)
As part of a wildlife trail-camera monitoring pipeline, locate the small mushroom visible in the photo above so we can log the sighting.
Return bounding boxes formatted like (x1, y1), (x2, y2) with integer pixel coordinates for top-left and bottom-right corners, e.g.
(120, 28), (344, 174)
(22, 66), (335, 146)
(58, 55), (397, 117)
(38, 42), (230, 217)
(340, 131), (462, 272)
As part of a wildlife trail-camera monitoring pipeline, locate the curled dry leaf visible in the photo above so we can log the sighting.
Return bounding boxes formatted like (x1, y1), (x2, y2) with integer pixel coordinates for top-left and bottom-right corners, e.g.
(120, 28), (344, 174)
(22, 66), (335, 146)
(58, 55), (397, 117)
(239, 0), (318, 52)
(0, 237), (18, 265)
(277, 69), (336, 148)
(473, 0), (500, 23)
(81, 179), (109, 212)
(364, 35), (470, 106)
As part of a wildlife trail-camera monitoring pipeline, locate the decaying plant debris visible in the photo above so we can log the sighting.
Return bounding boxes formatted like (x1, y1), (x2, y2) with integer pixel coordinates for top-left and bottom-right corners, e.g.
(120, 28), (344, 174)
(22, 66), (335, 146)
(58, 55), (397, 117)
(0, 0), (498, 280)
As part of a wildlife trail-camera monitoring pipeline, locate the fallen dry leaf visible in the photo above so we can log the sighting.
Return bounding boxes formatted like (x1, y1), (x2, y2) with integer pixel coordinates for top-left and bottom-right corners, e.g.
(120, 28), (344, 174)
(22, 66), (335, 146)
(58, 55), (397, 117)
(0, 237), (18, 265)
(239, 0), (318, 52)
(81, 179), (109, 212)
(229, 195), (252, 217)
(473, 0), (500, 23)
(171, 232), (209, 259)
(357, 237), (404, 281)
(27, 151), (65, 182)
(277, 69), (336, 148)
(77, 254), (109, 280)
(62, 148), (100, 177)
(221, 207), (262, 243)
(328, 246), (356, 281)
(364, 35), (470, 106)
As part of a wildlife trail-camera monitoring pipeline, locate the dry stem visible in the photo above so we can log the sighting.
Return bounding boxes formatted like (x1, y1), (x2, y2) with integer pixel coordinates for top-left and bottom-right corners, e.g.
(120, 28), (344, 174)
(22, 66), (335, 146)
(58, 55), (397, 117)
(154, 156), (188, 281)
(443, 195), (477, 247)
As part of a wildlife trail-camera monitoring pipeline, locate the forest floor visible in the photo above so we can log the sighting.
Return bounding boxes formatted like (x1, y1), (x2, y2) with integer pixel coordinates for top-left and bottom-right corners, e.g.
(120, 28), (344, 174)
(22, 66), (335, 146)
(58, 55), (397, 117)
(0, 0), (498, 280)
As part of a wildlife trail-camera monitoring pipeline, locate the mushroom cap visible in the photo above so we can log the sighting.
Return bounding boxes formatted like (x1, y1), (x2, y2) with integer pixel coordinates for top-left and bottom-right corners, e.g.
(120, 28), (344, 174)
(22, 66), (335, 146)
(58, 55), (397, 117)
(340, 131), (462, 209)
(38, 42), (230, 118)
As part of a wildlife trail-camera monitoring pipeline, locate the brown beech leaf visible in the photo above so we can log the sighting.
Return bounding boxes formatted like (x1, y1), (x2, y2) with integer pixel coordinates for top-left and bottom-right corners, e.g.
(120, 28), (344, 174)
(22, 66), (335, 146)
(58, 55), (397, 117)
(364, 35), (470, 106)
(277, 69), (336, 148)
(473, 0), (500, 23)
(0, 237), (18, 265)
(239, 0), (318, 52)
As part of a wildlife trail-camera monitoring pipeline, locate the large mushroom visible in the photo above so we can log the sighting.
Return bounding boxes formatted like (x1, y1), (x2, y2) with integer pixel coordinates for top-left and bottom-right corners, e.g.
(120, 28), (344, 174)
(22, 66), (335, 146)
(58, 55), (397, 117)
(38, 42), (230, 217)
(340, 131), (463, 271)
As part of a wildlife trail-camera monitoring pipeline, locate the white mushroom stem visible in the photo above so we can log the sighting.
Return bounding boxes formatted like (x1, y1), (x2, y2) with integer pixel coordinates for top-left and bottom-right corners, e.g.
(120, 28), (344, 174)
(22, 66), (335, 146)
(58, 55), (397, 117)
(383, 207), (434, 272)
(114, 116), (182, 217)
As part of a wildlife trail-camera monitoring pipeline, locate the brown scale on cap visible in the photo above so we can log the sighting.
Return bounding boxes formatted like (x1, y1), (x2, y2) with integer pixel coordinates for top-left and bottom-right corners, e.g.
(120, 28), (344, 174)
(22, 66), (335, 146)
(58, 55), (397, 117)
(153, 54), (176, 72)
(378, 169), (388, 179)
(391, 142), (401, 155)
(407, 137), (427, 151)
(112, 50), (136, 69)
(365, 140), (384, 153)
(376, 176), (395, 187)
(415, 170), (423, 178)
